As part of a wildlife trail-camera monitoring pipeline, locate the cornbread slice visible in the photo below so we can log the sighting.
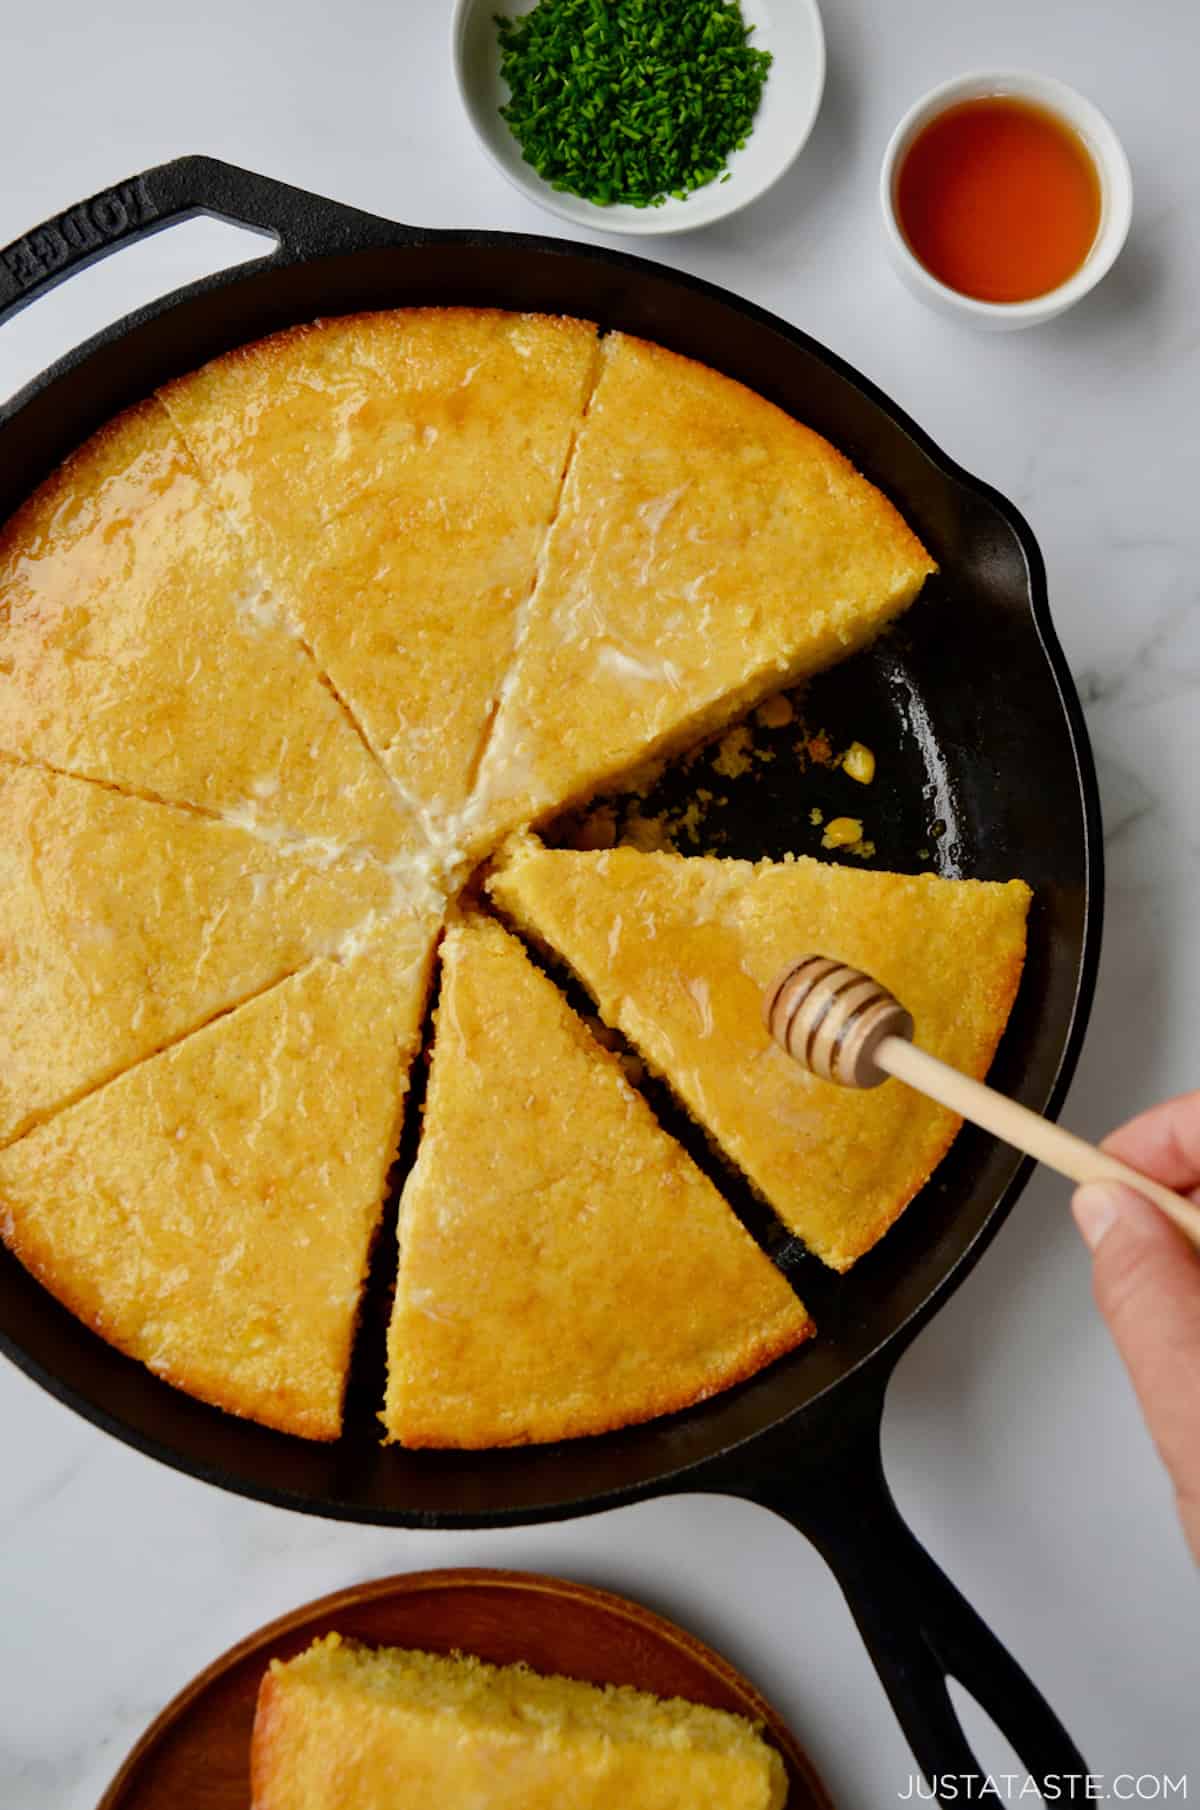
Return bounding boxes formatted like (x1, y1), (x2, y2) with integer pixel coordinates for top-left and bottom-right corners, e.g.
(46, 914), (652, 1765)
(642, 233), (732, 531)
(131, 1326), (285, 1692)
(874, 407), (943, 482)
(490, 841), (1031, 1272)
(160, 310), (600, 837)
(0, 399), (417, 863)
(383, 914), (810, 1448)
(459, 330), (936, 856)
(252, 1634), (788, 1810)
(0, 914), (439, 1437)
(0, 763), (417, 1148)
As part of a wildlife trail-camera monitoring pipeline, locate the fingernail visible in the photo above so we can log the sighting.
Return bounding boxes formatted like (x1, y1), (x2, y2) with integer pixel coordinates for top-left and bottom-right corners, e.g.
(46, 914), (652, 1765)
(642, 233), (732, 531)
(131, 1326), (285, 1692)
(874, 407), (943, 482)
(1072, 1182), (1133, 1251)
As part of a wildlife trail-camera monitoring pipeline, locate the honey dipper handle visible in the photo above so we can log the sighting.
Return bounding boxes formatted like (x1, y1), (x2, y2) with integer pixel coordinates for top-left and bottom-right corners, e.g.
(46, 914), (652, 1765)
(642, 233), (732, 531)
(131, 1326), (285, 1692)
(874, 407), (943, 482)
(876, 1037), (1200, 1252)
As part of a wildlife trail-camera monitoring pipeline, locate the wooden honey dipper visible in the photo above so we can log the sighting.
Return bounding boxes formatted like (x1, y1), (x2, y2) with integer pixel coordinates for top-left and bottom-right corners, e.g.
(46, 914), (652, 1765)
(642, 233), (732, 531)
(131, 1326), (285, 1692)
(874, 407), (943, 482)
(765, 956), (1200, 1251)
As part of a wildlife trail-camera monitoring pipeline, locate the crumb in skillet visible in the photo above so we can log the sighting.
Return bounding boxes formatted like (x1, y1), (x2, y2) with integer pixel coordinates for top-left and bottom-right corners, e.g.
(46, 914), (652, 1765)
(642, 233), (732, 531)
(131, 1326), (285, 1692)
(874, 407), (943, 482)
(821, 815), (875, 859)
(841, 740), (876, 785)
(711, 724), (755, 779)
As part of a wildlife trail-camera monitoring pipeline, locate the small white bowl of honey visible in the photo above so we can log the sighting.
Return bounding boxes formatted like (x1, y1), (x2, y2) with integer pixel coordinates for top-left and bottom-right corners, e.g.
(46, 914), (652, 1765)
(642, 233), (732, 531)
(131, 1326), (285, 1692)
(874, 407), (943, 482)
(880, 70), (1132, 329)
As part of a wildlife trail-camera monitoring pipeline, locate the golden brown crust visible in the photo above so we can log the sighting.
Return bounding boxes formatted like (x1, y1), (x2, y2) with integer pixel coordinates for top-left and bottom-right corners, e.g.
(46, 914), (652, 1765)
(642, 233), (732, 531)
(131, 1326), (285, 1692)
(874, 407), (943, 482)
(611, 329), (933, 575)
(0, 397), (417, 861)
(250, 1670), (285, 1807)
(0, 914), (439, 1440)
(157, 306), (600, 381)
(0, 761), (407, 1149)
(397, 1310), (813, 1450)
(491, 843), (1031, 1274)
(0, 1215), (339, 1439)
(160, 308), (601, 832)
(251, 1634), (788, 1809)
(384, 915), (810, 1449)
(460, 328), (937, 858)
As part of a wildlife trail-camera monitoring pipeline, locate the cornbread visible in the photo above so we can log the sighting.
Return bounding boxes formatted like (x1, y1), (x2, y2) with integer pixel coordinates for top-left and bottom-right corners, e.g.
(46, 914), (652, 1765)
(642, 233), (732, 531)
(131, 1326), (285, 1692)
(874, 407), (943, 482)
(251, 1634), (788, 1810)
(490, 841), (1031, 1271)
(0, 763), (407, 1148)
(383, 915), (810, 1447)
(0, 306), (961, 1438)
(459, 330), (936, 856)
(0, 914), (439, 1437)
(160, 310), (600, 840)
(0, 400), (417, 864)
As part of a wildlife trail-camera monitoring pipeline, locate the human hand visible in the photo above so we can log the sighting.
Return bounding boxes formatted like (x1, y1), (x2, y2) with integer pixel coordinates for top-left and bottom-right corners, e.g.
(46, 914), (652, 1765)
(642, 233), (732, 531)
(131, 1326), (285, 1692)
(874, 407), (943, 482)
(1072, 1090), (1200, 1564)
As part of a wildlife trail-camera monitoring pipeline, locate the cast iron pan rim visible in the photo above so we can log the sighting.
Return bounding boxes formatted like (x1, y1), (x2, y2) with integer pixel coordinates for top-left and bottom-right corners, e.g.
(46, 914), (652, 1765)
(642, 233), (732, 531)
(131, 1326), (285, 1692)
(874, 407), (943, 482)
(0, 174), (1104, 1525)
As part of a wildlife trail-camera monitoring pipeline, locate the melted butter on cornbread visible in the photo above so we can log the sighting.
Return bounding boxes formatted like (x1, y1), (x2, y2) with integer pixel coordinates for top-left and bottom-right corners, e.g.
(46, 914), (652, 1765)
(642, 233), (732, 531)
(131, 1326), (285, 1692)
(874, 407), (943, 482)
(0, 763), (428, 1149)
(0, 400), (420, 866)
(382, 914), (810, 1448)
(160, 310), (601, 841)
(454, 330), (935, 858)
(0, 914), (439, 1438)
(490, 839), (1030, 1273)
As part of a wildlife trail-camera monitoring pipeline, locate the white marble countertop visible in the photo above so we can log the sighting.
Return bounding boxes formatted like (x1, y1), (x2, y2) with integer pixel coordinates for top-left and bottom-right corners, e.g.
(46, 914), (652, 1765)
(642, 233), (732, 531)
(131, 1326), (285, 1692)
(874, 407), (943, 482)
(2, 1), (1197, 1803)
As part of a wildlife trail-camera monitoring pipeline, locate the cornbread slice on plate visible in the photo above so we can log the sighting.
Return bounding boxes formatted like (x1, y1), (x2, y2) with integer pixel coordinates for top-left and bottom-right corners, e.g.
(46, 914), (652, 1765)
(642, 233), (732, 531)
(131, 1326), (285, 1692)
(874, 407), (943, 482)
(459, 330), (936, 857)
(490, 841), (1031, 1272)
(0, 763), (411, 1148)
(252, 1633), (788, 1810)
(383, 914), (810, 1448)
(0, 913), (439, 1438)
(0, 399), (417, 864)
(160, 310), (600, 841)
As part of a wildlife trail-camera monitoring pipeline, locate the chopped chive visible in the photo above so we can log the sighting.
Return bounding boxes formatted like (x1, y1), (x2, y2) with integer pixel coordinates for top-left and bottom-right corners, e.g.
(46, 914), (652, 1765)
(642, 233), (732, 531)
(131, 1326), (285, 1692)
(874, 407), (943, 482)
(495, 0), (771, 208)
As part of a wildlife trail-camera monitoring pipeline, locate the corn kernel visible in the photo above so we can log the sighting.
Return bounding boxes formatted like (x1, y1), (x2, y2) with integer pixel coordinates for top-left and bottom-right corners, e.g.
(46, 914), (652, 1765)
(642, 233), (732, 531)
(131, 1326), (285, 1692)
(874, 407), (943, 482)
(842, 741), (875, 785)
(822, 816), (863, 850)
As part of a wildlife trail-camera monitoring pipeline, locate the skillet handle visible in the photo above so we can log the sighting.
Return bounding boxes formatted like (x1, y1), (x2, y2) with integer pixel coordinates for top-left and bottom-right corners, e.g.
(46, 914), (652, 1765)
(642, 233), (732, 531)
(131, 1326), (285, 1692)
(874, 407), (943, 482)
(713, 1367), (1088, 1803)
(0, 155), (421, 327)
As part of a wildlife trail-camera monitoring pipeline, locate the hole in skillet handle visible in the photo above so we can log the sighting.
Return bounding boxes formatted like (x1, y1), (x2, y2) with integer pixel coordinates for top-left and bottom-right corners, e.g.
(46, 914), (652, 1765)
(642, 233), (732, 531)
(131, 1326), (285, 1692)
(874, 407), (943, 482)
(703, 1369), (1090, 1805)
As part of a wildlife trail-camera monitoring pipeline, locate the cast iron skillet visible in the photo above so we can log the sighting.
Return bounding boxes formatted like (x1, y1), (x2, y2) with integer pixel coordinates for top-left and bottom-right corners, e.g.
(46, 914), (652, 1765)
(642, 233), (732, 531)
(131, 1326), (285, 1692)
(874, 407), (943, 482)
(0, 158), (1102, 1798)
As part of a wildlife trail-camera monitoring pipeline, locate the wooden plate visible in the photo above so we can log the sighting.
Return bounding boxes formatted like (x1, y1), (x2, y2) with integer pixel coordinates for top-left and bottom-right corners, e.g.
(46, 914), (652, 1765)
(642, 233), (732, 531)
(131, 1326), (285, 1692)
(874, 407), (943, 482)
(97, 1566), (834, 1808)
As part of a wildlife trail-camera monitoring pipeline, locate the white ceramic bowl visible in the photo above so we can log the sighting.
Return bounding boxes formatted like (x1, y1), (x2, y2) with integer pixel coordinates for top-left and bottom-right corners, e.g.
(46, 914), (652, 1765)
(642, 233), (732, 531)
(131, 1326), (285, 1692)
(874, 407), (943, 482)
(879, 70), (1133, 330)
(451, 0), (825, 236)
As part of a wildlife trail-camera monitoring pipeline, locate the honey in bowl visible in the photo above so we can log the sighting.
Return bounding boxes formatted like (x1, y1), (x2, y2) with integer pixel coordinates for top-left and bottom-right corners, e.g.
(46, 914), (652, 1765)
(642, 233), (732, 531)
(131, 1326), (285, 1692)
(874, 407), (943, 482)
(896, 96), (1102, 304)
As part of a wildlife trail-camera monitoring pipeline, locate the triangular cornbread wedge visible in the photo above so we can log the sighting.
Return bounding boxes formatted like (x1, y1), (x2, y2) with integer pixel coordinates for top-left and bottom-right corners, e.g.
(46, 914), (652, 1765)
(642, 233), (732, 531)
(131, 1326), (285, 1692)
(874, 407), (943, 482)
(0, 762), (415, 1148)
(0, 914), (440, 1438)
(160, 310), (600, 842)
(489, 842), (1031, 1272)
(0, 399), (417, 864)
(383, 914), (810, 1448)
(252, 1634), (787, 1810)
(459, 331), (936, 857)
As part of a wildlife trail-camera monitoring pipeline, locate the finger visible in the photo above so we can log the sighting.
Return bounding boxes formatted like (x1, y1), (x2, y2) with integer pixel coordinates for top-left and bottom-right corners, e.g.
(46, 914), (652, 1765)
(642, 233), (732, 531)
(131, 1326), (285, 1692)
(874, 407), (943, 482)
(1073, 1181), (1200, 1562)
(1100, 1088), (1200, 1191)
